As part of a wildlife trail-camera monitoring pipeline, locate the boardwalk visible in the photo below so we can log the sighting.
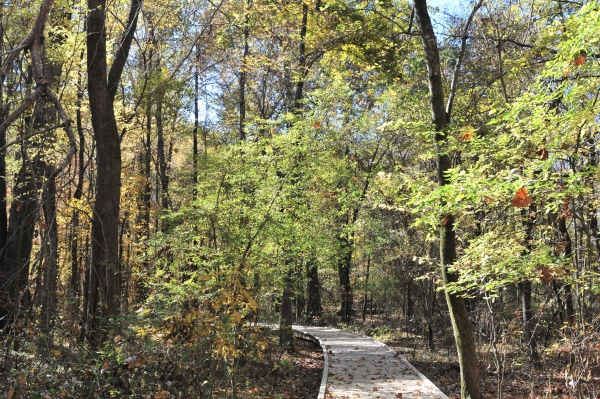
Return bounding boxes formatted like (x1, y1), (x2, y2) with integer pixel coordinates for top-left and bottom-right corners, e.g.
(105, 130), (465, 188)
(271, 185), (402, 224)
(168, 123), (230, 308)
(293, 326), (448, 399)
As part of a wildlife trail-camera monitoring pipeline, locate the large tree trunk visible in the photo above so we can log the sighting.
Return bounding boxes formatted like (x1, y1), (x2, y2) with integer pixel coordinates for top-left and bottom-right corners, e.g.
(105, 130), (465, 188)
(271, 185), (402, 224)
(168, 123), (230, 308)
(85, 0), (140, 346)
(0, 159), (42, 327)
(413, 1), (483, 398)
(86, 2), (122, 343)
(0, 13), (8, 331)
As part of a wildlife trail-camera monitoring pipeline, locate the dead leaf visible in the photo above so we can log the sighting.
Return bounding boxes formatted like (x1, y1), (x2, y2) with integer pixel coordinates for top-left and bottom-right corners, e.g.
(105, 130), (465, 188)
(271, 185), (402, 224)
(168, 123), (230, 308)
(574, 55), (585, 66)
(536, 264), (555, 285)
(313, 121), (321, 129)
(511, 187), (532, 208)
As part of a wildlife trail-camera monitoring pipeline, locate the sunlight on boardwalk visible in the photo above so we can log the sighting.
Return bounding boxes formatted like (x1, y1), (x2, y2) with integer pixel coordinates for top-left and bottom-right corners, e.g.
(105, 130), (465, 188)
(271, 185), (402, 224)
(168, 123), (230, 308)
(293, 326), (447, 399)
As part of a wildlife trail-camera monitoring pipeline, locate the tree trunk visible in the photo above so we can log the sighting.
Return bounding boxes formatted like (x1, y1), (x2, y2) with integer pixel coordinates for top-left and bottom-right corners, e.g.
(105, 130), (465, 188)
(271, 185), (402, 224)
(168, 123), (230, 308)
(40, 166), (58, 335)
(362, 255), (370, 321)
(69, 75), (86, 301)
(556, 210), (575, 325)
(239, 2), (249, 141)
(156, 92), (170, 226)
(306, 258), (321, 317)
(520, 207), (538, 363)
(338, 234), (354, 322)
(280, 265), (294, 352)
(85, 0), (140, 346)
(414, 1), (483, 397)
(0, 159), (42, 328)
(0, 12), (8, 331)
(193, 47), (200, 190)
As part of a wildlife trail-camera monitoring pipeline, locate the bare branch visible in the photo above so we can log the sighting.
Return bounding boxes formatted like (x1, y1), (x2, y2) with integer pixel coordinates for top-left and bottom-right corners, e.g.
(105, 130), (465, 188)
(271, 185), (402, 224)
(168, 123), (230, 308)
(445, 0), (484, 119)
(0, 87), (44, 136)
(108, 0), (143, 102)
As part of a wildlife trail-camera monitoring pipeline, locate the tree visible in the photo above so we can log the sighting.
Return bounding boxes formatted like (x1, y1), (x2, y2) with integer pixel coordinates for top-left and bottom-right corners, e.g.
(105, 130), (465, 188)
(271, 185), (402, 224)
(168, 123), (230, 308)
(84, 0), (141, 345)
(413, 0), (484, 397)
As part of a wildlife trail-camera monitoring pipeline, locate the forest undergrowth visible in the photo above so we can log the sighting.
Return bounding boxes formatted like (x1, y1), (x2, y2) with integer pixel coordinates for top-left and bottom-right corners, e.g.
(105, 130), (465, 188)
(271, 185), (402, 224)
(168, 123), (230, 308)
(0, 320), (322, 399)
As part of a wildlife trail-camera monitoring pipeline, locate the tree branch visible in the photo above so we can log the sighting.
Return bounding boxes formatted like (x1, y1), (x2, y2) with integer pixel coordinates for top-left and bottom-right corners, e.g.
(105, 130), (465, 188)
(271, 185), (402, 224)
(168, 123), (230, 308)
(108, 0), (142, 102)
(445, 0), (484, 119)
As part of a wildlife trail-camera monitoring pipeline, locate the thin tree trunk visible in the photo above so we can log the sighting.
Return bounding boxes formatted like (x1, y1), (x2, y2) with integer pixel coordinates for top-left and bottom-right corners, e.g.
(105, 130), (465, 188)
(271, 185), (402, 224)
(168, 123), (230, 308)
(279, 0), (309, 345)
(306, 257), (321, 317)
(520, 206), (538, 363)
(556, 211), (575, 325)
(156, 92), (169, 219)
(41, 167), (58, 336)
(69, 73), (86, 300)
(280, 262), (294, 352)
(362, 255), (370, 321)
(413, 1), (483, 397)
(239, 2), (249, 141)
(338, 233), (354, 322)
(193, 46), (199, 190)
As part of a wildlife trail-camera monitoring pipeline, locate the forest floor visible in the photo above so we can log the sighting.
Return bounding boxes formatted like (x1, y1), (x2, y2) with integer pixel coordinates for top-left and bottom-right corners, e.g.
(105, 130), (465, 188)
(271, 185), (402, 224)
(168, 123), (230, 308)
(237, 336), (324, 399)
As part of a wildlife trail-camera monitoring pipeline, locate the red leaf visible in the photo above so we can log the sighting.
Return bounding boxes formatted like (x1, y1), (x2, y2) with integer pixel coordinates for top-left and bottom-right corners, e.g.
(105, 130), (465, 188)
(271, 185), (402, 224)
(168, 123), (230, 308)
(511, 187), (532, 207)
(459, 125), (474, 141)
(574, 55), (586, 66)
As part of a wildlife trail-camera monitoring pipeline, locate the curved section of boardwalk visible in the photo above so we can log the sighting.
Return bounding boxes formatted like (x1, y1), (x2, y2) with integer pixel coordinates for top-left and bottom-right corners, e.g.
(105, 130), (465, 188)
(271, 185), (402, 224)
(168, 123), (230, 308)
(293, 326), (447, 399)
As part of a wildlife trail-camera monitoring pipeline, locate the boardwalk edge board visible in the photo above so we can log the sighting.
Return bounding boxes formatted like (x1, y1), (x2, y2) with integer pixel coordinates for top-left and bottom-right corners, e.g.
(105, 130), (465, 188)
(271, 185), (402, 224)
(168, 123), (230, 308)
(384, 344), (449, 398)
(292, 327), (329, 399)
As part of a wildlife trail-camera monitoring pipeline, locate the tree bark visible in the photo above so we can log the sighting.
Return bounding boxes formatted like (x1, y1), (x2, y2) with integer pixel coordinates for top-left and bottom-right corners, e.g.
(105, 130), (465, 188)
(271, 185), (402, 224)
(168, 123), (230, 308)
(556, 209), (575, 325)
(85, 0), (140, 345)
(338, 233), (354, 322)
(413, 1), (483, 397)
(69, 73), (86, 301)
(362, 255), (370, 321)
(280, 264), (295, 352)
(306, 257), (321, 317)
(156, 92), (169, 218)
(41, 166), (58, 335)
(520, 207), (538, 363)
(239, 1), (249, 141)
